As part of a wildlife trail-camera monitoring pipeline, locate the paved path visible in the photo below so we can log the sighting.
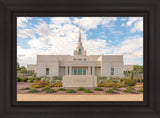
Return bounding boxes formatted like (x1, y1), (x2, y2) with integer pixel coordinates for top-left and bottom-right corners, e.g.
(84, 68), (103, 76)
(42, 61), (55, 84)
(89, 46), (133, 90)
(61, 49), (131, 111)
(17, 94), (143, 101)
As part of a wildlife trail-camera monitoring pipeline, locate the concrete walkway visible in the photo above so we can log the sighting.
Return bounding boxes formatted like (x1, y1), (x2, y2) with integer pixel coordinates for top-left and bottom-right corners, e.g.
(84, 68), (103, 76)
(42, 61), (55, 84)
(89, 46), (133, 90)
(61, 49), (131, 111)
(17, 94), (143, 101)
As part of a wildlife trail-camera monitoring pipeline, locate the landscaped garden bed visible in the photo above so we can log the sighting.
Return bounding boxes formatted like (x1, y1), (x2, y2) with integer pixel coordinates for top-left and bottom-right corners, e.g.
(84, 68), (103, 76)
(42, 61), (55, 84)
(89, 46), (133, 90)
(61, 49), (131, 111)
(17, 76), (143, 95)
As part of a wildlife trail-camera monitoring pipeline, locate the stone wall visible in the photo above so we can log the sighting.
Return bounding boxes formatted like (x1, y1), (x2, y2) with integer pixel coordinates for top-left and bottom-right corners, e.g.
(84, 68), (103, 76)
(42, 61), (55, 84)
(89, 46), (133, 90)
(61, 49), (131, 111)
(62, 75), (97, 88)
(101, 55), (124, 77)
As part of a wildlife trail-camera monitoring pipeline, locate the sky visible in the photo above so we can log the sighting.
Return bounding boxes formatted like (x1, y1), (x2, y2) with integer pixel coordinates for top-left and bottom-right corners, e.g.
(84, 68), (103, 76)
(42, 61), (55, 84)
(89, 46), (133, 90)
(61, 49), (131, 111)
(17, 17), (143, 67)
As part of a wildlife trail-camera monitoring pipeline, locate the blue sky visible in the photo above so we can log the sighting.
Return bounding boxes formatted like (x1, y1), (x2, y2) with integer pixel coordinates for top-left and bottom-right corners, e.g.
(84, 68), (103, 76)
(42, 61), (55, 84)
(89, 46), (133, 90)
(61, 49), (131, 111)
(17, 17), (143, 67)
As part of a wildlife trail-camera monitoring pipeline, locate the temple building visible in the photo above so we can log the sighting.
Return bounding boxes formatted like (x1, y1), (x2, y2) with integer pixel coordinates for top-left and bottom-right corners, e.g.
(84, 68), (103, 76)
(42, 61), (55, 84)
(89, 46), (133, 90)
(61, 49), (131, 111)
(27, 29), (124, 78)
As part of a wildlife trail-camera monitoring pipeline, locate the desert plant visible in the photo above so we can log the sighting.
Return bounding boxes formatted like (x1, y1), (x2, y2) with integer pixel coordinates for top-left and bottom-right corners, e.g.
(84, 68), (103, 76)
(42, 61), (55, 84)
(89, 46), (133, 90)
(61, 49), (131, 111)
(130, 71), (133, 80)
(32, 84), (42, 88)
(77, 87), (86, 91)
(22, 77), (28, 82)
(94, 87), (103, 91)
(29, 78), (34, 83)
(84, 89), (93, 93)
(42, 86), (51, 91)
(106, 89), (116, 93)
(97, 83), (107, 87)
(37, 80), (48, 87)
(112, 88), (120, 91)
(137, 88), (143, 93)
(45, 89), (56, 93)
(17, 77), (21, 82)
(21, 87), (30, 90)
(123, 87), (134, 93)
(119, 78), (124, 83)
(53, 83), (63, 87)
(105, 83), (124, 88)
(28, 89), (40, 93)
(66, 89), (76, 93)
(35, 77), (41, 82)
(123, 79), (136, 86)
(57, 88), (66, 91)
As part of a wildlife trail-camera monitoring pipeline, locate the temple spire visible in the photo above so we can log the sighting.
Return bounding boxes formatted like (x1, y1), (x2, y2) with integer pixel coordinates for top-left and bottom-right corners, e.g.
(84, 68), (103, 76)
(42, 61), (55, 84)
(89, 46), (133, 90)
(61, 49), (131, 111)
(79, 28), (81, 42)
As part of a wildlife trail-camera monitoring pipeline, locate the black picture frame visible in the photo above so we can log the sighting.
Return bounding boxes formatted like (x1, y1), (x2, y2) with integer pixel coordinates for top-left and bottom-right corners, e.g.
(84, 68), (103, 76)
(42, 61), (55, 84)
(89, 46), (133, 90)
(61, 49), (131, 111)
(0, 0), (160, 118)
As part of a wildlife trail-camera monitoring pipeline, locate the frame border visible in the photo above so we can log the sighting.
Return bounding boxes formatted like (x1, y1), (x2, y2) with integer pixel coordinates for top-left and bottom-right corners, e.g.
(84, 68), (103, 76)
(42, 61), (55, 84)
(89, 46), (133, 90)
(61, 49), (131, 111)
(0, 0), (160, 118)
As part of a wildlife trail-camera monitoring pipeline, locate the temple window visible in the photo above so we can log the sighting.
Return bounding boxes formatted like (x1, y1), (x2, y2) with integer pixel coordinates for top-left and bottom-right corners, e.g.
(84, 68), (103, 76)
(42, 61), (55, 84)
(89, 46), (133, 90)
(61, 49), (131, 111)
(46, 68), (49, 75)
(111, 67), (114, 75)
(78, 48), (81, 55)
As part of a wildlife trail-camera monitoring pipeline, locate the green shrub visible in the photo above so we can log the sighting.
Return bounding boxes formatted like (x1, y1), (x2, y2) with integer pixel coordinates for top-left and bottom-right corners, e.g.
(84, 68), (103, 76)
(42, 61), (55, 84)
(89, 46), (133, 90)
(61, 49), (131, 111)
(106, 89), (116, 93)
(66, 89), (76, 93)
(35, 77), (41, 82)
(45, 89), (56, 93)
(124, 87), (134, 93)
(37, 80), (48, 87)
(28, 89), (40, 93)
(77, 87), (86, 91)
(42, 86), (51, 91)
(53, 83), (62, 87)
(119, 79), (124, 83)
(57, 88), (66, 91)
(21, 87), (30, 90)
(84, 89), (93, 93)
(17, 77), (21, 82)
(22, 77), (28, 82)
(97, 83), (107, 87)
(29, 78), (34, 83)
(52, 76), (62, 80)
(123, 79), (136, 86)
(32, 84), (42, 88)
(112, 88), (120, 91)
(105, 83), (124, 88)
(137, 88), (143, 93)
(94, 87), (103, 91)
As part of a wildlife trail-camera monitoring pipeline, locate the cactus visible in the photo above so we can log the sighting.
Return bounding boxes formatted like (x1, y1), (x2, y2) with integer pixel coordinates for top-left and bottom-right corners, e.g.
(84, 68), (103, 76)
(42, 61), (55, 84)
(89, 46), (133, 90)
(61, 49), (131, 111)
(130, 71), (133, 80)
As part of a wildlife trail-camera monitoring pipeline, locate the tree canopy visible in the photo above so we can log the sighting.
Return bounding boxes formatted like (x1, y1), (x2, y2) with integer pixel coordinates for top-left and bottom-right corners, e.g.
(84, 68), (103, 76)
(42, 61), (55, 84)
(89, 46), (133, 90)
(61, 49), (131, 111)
(133, 65), (143, 73)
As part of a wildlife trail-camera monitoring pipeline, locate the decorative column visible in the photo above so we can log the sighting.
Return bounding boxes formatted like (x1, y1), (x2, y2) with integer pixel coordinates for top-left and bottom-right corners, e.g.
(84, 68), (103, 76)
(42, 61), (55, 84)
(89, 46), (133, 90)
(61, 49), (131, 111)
(65, 66), (68, 75)
(69, 66), (72, 75)
(92, 66), (95, 76)
(88, 66), (91, 75)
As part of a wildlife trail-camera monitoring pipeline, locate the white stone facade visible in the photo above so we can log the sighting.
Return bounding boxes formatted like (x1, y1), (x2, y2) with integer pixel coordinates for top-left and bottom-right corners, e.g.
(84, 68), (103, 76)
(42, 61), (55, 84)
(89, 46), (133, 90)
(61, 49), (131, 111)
(27, 29), (124, 78)
(63, 75), (97, 88)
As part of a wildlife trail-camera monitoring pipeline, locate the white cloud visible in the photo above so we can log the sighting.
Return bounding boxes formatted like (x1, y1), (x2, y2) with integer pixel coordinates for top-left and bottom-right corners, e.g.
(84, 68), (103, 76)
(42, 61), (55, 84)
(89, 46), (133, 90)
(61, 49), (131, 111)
(50, 17), (71, 24)
(17, 28), (35, 38)
(120, 17), (127, 21)
(121, 23), (125, 27)
(17, 17), (143, 66)
(73, 17), (117, 30)
(112, 35), (143, 60)
(17, 17), (31, 28)
(126, 17), (143, 32)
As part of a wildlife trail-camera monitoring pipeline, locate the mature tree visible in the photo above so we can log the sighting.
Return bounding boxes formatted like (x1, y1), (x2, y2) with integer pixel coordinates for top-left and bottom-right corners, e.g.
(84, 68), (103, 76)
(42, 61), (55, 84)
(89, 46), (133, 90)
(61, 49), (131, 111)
(133, 65), (143, 73)
(17, 62), (21, 71)
(19, 66), (27, 73)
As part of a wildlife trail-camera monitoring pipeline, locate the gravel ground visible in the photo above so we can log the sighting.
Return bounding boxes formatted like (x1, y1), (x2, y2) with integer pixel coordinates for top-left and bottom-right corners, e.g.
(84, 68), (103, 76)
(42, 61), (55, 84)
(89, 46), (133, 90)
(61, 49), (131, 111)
(17, 82), (143, 95)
